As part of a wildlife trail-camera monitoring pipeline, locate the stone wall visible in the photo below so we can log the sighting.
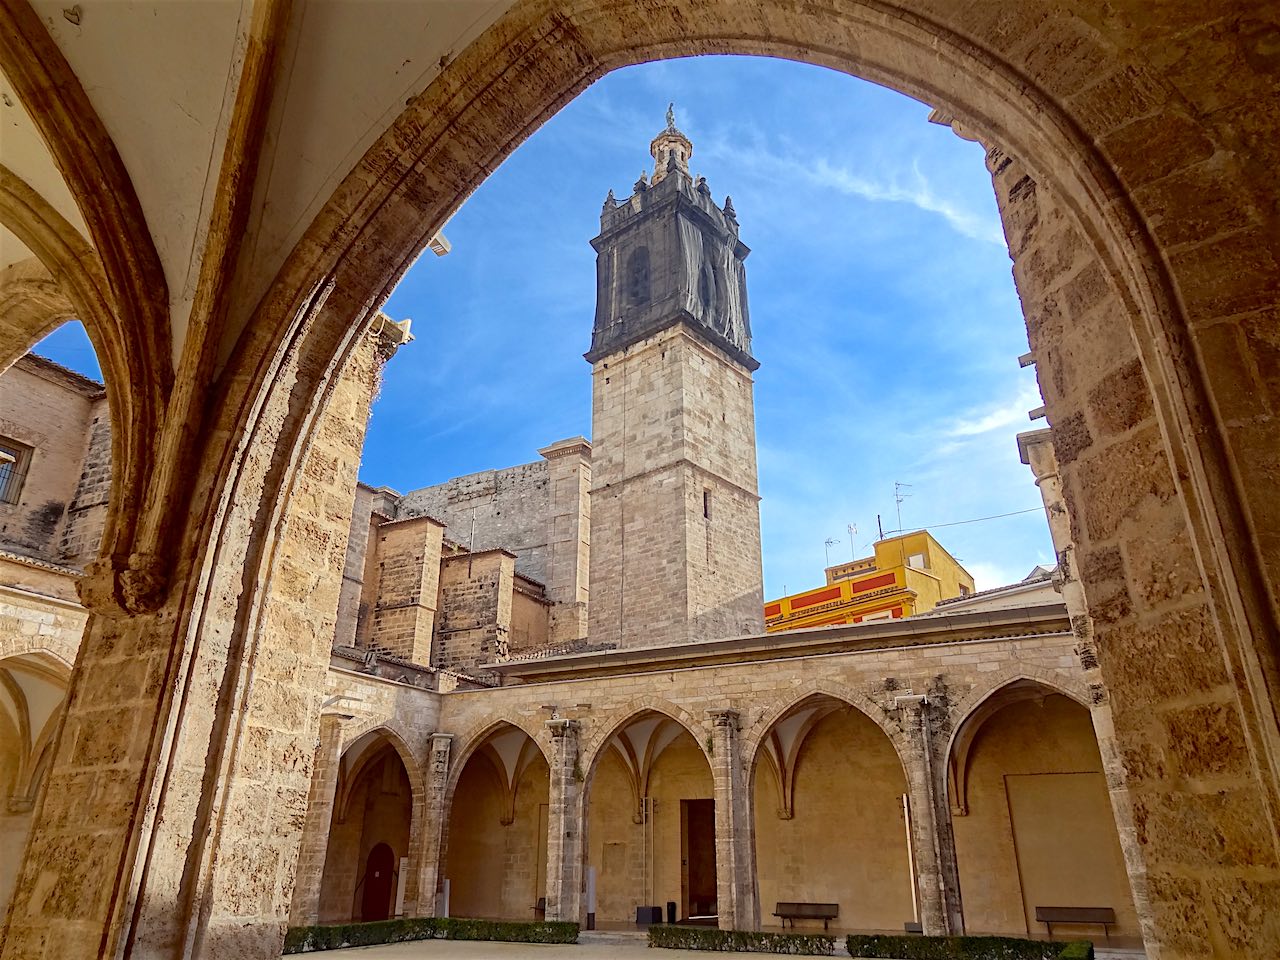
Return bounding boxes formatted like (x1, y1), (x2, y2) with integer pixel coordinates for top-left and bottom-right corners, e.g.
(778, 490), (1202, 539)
(434, 550), (516, 672)
(989, 148), (1277, 958)
(589, 326), (764, 648)
(57, 395), (109, 567)
(365, 516), (445, 664)
(399, 462), (551, 585)
(510, 577), (550, 656)
(0, 357), (100, 566)
(539, 438), (591, 641)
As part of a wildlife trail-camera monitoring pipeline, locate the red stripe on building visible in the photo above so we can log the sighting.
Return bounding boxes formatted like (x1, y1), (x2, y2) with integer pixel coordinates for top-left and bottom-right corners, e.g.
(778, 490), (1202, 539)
(851, 572), (897, 594)
(790, 585), (843, 610)
(764, 603), (782, 617)
(891, 607), (903, 618)
(801, 613), (853, 628)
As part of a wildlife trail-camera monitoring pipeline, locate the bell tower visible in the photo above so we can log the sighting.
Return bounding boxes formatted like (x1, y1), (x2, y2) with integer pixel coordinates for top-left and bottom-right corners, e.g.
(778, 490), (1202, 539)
(586, 106), (765, 649)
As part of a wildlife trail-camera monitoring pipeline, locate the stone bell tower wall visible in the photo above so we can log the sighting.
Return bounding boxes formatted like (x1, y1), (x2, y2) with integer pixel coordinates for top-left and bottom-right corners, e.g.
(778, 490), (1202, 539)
(587, 324), (763, 648)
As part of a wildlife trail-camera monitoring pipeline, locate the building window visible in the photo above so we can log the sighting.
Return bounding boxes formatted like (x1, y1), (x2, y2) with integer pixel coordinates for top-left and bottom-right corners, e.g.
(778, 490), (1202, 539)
(703, 490), (712, 520)
(0, 438), (32, 505)
(626, 246), (650, 305)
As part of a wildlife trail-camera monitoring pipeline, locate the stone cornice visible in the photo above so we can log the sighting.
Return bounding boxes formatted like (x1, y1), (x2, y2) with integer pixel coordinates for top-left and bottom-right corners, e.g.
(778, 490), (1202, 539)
(485, 603), (1070, 683)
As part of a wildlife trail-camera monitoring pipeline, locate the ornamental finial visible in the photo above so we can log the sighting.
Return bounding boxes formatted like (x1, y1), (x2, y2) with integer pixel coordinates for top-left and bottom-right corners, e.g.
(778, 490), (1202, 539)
(666, 102), (676, 130)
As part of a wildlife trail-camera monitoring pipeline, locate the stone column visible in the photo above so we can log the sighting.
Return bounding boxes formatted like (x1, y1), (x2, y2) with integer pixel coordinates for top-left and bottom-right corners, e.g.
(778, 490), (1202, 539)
(289, 714), (345, 925)
(544, 719), (584, 922)
(898, 697), (958, 936)
(407, 732), (452, 916)
(708, 708), (758, 931)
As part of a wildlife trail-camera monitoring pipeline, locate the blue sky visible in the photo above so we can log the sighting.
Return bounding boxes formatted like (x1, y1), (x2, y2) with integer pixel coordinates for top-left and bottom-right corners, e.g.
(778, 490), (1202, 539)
(38, 56), (1054, 595)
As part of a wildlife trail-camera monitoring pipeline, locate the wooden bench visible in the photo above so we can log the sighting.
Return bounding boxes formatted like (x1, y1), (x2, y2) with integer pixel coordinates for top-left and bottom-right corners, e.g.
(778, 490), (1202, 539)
(773, 902), (839, 930)
(1035, 905), (1116, 941)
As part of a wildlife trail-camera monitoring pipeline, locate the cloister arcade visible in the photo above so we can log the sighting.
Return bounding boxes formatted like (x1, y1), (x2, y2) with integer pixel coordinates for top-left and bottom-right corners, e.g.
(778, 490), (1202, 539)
(300, 664), (1143, 942)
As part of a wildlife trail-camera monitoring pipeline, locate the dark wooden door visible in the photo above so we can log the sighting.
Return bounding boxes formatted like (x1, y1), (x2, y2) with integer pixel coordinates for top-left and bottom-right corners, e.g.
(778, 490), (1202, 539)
(681, 799), (717, 918)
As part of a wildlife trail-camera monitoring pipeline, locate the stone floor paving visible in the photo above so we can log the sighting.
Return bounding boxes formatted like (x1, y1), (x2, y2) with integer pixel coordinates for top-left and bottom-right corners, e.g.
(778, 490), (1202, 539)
(313, 930), (1148, 959)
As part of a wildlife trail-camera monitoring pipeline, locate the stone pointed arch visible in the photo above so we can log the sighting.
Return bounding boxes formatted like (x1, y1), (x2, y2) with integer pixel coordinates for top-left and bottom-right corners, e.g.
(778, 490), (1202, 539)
(946, 667), (1092, 757)
(579, 696), (712, 789)
(0, 0), (171, 388)
(0, 258), (75, 372)
(0, 624), (80, 670)
(445, 715), (550, 802)
(0, 165), (158, 569)
(333, 724), (426, 824)
(943, 670), (1092, 819)
(743, 677), (911, 777)
(226, 17), (1280, 914)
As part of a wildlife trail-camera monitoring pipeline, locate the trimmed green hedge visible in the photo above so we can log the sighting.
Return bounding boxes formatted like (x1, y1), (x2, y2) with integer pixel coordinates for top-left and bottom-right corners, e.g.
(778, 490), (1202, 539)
(282, 917), (579, 953)
(845, 935), (1094, 960)
(649, 924), (835, 954)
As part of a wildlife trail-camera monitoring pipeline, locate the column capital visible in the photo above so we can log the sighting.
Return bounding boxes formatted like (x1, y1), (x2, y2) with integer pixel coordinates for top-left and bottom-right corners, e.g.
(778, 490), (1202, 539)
(546, 717), (580, 738)
(707, 707), (740, 728)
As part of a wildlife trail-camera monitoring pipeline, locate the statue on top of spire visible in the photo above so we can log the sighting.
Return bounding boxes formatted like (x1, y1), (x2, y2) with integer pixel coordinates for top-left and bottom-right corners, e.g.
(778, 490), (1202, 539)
(651, 102), (692, 184)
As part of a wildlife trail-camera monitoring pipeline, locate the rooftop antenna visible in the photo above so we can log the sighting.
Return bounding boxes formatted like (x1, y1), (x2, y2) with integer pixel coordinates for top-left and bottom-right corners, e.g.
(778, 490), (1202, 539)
(847, 523), (858, 561)
(894, 482), (913, 534)
(824, 537), (840, 567)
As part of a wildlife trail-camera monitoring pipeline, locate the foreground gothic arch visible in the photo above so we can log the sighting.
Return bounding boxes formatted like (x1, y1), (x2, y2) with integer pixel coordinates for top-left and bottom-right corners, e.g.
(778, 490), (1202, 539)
(0, 1), (1275, 957)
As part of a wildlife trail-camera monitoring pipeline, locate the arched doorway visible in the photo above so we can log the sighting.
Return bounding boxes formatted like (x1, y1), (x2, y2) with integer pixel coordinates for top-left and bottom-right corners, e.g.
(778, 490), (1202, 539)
(360, 842), (397, 922)
(316, 733), (414, 923)
(752, 694), (913, 933)
(948, 681), (1140, 944)
(444, 724), (549, 920)
(585, 711), (715, 925)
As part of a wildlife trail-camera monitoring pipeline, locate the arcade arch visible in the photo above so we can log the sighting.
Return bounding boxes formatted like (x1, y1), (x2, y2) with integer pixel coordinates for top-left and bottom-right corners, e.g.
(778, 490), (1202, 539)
(315, 729), (419, 924)
(585, 709), (715, 925)
(751, 693), (915, 933)
(948, 680), (1140, 942)
(0, 651), (69, 918)
(442, 722), (549, 920)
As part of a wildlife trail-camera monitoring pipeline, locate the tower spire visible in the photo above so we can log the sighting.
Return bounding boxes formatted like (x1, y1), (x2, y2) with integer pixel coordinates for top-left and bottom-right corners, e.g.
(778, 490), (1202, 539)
(650, 103), (692, 184)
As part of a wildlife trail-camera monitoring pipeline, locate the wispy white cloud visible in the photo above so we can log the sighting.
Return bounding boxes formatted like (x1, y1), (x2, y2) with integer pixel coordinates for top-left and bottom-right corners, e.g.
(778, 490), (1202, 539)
(696, 129), (1005, 246)
(807, 156), (1005, 246)
(944, 381), (1043, 437)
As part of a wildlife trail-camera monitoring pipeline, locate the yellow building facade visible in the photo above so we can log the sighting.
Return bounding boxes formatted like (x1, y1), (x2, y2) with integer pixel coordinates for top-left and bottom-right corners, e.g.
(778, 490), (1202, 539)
(764, 531), (975, 631)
